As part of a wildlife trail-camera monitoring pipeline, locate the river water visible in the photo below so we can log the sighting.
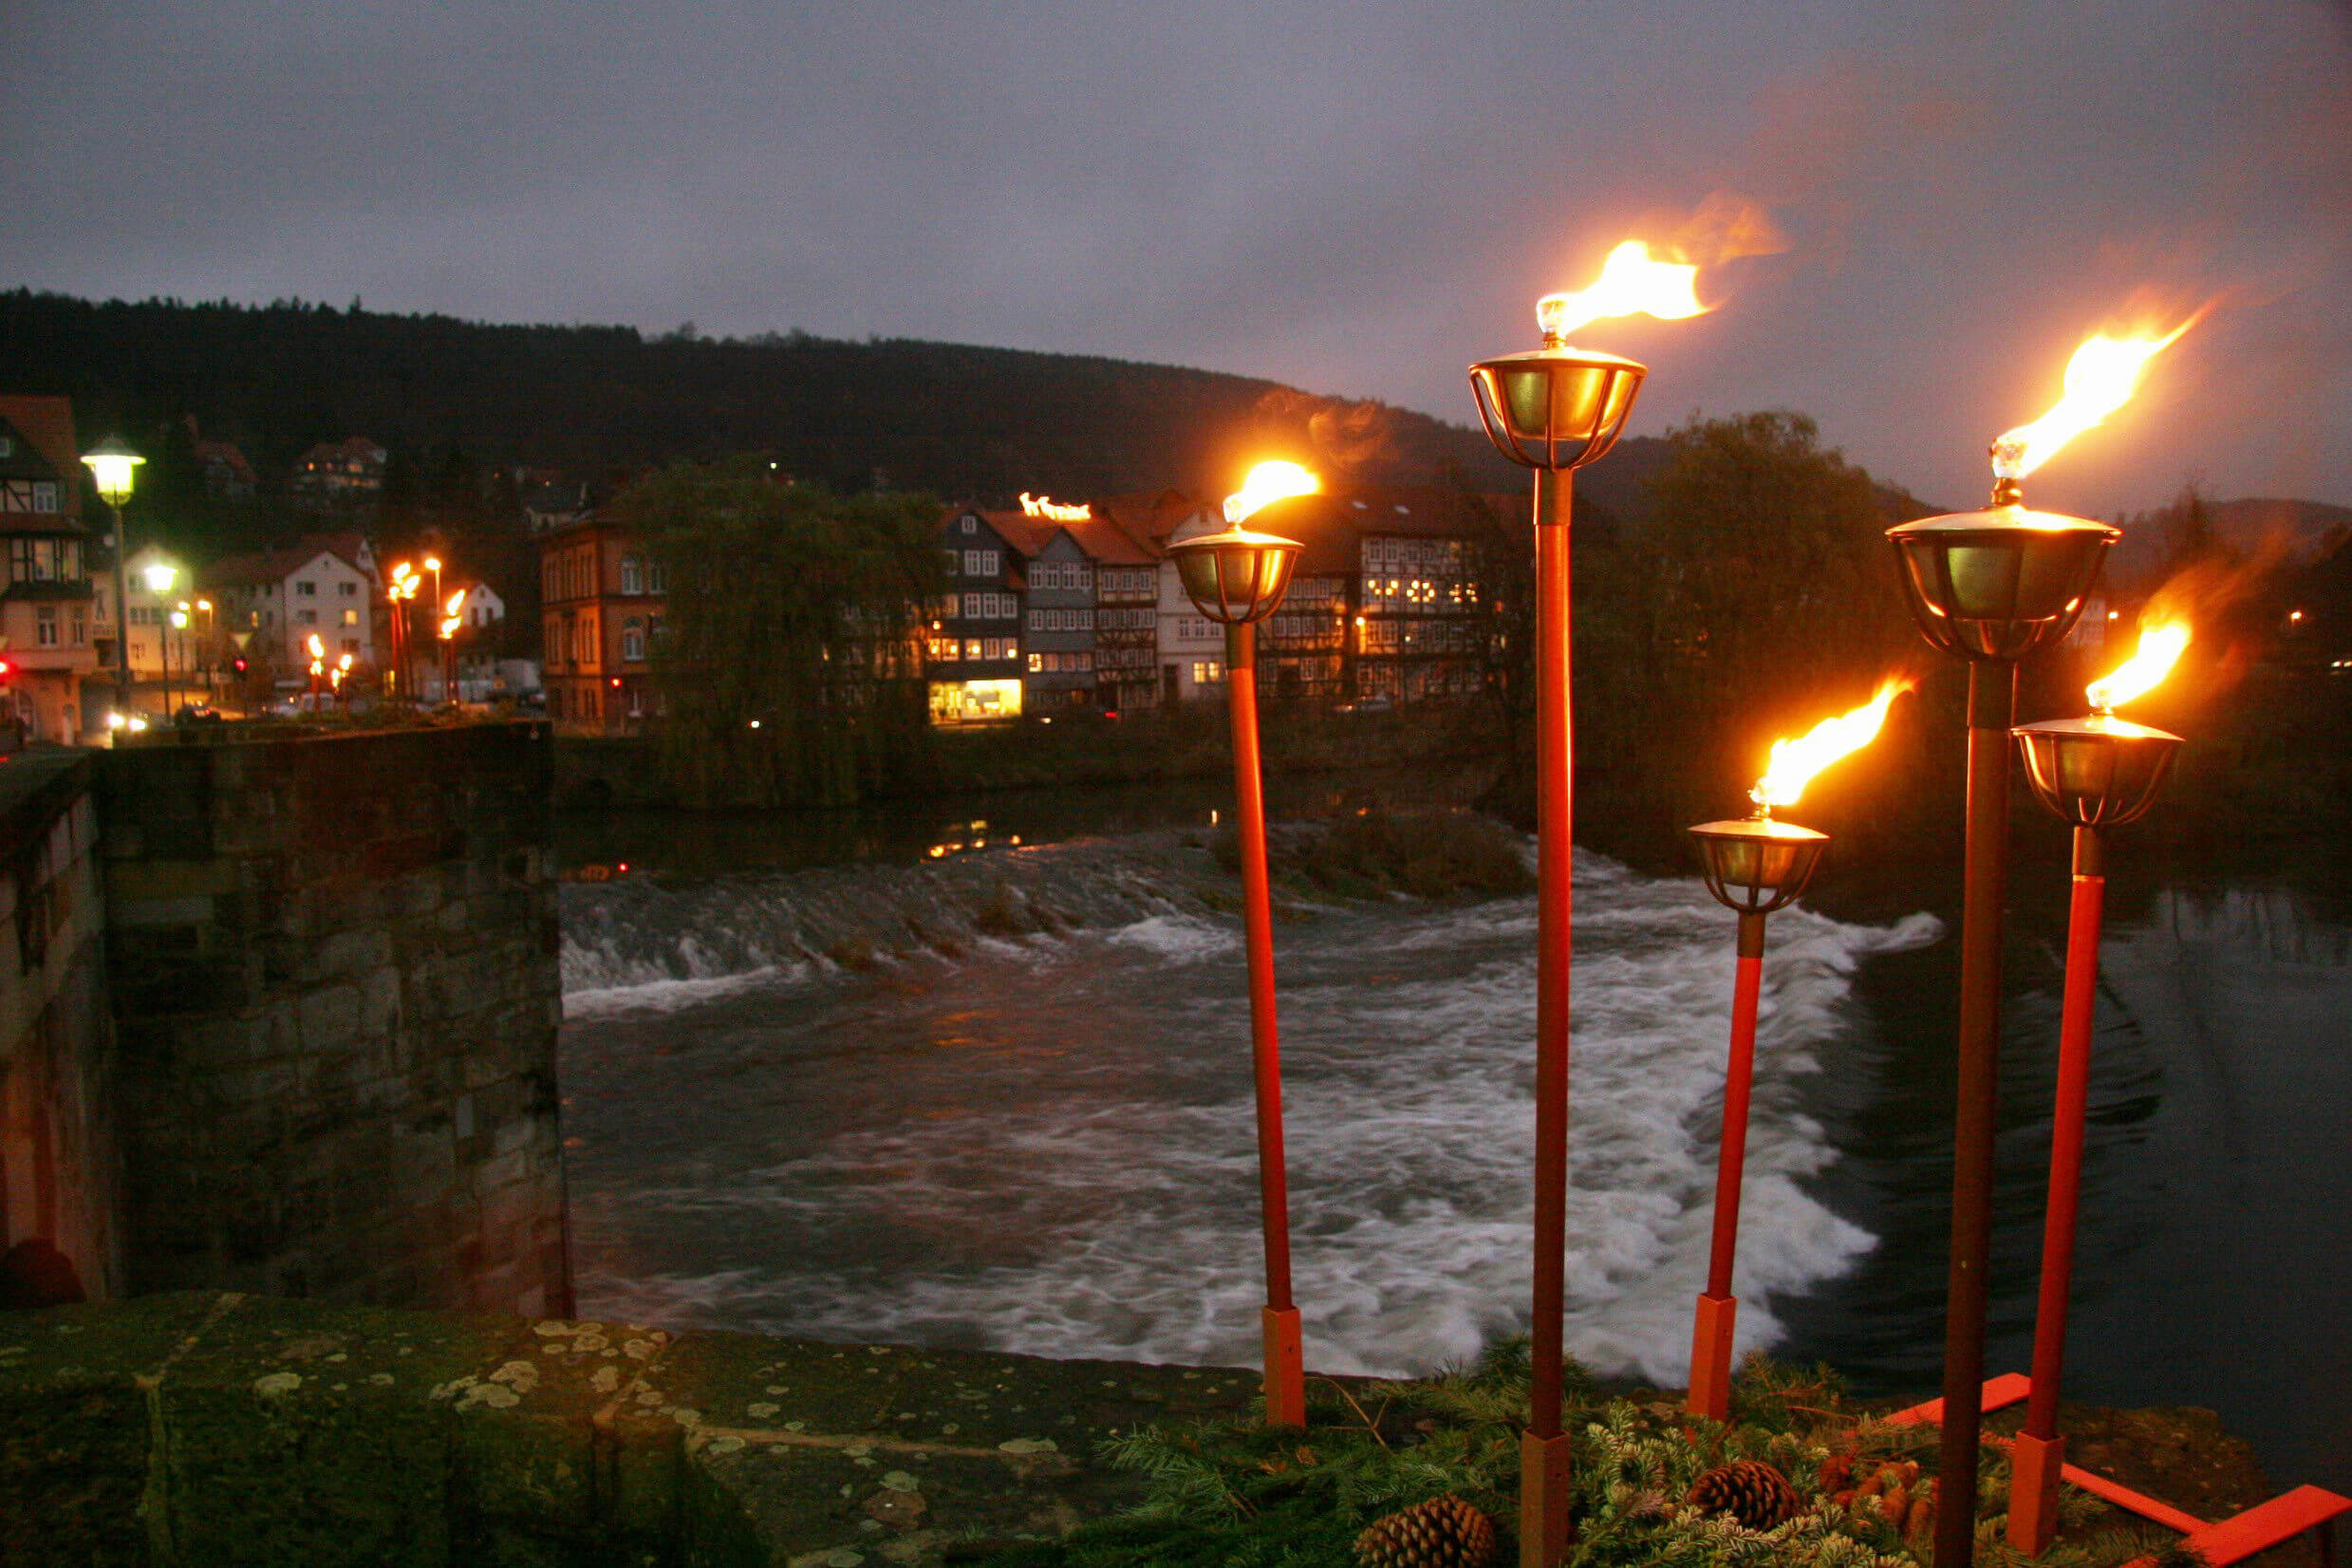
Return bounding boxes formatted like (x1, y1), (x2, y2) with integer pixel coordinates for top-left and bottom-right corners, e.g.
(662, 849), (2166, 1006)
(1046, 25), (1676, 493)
(554, 784), (2350, 1495)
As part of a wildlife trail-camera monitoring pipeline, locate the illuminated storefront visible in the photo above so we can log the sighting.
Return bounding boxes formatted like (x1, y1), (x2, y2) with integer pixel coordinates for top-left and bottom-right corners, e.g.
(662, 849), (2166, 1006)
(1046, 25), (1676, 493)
(928, 676), (1022, 723)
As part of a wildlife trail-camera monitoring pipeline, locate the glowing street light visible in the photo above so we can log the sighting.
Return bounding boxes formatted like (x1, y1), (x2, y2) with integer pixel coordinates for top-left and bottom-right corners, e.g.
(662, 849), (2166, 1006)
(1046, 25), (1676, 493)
(81, 436), (144, 715)
(1165, 460), (1314, 1430)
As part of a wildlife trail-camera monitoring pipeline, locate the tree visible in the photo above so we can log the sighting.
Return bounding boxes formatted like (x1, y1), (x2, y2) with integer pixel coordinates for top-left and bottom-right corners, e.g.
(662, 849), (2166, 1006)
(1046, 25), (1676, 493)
(613, 459), (942, 807)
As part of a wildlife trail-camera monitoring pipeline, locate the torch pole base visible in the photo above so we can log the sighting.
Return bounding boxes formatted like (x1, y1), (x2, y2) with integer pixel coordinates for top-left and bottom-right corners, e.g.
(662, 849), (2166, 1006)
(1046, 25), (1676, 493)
(2008, 1428), (2066, 1556)
(1260, 1306), (1305, 1428)
(1686, 1292), (1738, 1424)
(1520, 1428), (1574, 1568)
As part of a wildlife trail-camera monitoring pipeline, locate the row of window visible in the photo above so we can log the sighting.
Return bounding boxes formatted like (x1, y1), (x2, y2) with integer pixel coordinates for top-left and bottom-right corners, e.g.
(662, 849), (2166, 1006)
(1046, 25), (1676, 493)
(1027, 651), (1094, 673)
(30, 605), (86, 647)
(1098, 568), (1154, 596)
(1365, 537), (1469, 570)
(959, 592), (1017, 620)
(9, 538), (81, 583)
(1026, 607), (1094, 632)
(1030, 562), (1092, 591)
(926, 636), (1017, 663)
(1362, 576), (1479, 609)
(291, 578), (360, 597)
(1097, 607), (1154, 630)
(946, 548), (1004, 578)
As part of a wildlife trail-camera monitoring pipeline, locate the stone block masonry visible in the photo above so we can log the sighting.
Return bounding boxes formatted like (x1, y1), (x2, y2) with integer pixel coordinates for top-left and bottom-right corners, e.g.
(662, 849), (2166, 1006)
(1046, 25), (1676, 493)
(94, 723), (570, 1318)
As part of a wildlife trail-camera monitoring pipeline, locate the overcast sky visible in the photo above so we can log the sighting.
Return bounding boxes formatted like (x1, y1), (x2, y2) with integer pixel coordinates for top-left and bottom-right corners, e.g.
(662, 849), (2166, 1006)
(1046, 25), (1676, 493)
(6, 1), (2348, 512)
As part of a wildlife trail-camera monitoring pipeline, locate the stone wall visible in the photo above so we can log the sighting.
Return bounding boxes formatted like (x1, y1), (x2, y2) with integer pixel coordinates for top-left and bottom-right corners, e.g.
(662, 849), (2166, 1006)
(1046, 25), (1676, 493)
(95, 722), (569, 1317)
(0, 750), (119, 1306)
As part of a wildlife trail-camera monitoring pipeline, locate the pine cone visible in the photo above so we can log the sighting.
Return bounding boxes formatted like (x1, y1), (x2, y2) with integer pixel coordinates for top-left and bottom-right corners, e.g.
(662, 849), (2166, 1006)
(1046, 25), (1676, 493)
(1688, 1460), (1803, 1530)
(1353, 1494), (1500, 1568)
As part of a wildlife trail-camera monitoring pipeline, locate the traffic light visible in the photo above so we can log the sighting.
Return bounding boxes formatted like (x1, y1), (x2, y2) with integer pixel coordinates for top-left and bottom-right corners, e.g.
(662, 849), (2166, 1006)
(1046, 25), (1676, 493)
(232, 656), (249, 676)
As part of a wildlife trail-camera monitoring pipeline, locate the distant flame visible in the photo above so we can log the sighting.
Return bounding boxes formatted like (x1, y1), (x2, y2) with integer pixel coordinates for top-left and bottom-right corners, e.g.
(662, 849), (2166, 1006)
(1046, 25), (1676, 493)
(306, 633), (326, 660)
(2086, 621), (2189, 713)
(1537, 241), (1706, 342)
(1224, 461), (1319, 525)
(439, 589), (467, 640)
(1992, 324), (2192, 480)
(1019, 492), (1092, 522)
(1750, 678), (1913, 812)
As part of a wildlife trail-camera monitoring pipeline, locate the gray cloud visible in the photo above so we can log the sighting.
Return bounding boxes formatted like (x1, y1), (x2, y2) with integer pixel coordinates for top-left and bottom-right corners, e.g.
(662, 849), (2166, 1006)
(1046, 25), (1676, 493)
(3, 0), (2345, 511)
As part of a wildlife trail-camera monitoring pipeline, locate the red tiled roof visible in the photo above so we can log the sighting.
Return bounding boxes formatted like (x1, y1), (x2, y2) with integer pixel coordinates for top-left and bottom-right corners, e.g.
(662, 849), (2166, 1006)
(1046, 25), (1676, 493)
(0, 394), (84, 519)
(1060, 514), (1157, 565)
(204, 532), (376, 588)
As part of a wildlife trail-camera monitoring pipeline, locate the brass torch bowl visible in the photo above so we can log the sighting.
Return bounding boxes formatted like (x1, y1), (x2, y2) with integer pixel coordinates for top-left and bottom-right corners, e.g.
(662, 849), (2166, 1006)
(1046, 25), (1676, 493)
(1689, 816), (1831, 916)
(1468, 345), (1647, 472)
(1886, 506), (2119, 663)
(1167, 525), (1303, 626)
(2012, 714), (2184, 828)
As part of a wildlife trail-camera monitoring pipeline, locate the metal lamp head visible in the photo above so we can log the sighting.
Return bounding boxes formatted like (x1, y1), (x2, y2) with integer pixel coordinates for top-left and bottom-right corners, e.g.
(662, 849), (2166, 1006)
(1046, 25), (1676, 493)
(1167, 525), (1303, 625)
(1467, 345), (1647, 471)
(1885, 504), (2118, 663)
(2013, 713), (2183, 827)
(81, 434), (144, 506)
(1689, 815), (1830, 916)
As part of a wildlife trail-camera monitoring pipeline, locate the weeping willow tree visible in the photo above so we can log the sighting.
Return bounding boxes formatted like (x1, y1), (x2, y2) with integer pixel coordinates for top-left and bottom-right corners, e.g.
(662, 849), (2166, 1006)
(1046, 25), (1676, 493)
(615, 458), (943, 807)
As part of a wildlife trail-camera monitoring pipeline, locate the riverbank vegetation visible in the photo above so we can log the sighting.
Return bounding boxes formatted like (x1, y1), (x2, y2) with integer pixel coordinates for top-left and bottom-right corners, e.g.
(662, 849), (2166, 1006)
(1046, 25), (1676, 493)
(966, 1346), (2212, 1568)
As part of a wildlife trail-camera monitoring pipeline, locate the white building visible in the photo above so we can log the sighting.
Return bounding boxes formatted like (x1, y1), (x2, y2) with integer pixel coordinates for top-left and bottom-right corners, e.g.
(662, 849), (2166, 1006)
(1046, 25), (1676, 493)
(204, 533), (382, 676)
(1156, 507), (1227, 700)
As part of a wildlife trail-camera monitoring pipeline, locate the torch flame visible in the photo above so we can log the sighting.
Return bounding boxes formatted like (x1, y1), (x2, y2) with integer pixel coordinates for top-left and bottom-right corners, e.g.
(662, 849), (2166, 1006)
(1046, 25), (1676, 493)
(1992, 323), (2192, 481)
(2085, 621), (2189, 713)
(1750, 678), (1913, 812)
(1537, 241), (1706, 342)
(1018, 492), (1092, 523)
(1223, 461), (1319, 525)
(306, 633), (326, 660)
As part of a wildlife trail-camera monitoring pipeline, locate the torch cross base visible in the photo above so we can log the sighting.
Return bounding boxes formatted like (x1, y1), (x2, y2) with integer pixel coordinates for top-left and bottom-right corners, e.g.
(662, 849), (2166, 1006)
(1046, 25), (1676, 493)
(1260, 1306), (1305, 1428)
(1686, 1292), (1739, 1424)
(2009, 1429), (2066, 1557)
(1520, 1429), (1575, 1568)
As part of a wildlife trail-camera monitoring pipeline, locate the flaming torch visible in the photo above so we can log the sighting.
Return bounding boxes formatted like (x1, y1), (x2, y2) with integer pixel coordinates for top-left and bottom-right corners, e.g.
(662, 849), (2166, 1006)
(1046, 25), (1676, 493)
(1165, 459), (1316, 1428)
(1884, 316), (2188, 1566)
(1684, 679), (1910, 1422)
(1469, 242), (1703, 1567)
(388, 561), (423, 704)
(306, 633), (327, 700)
(2003, 623), (2188, 1554)
(439, 588), (467, 705)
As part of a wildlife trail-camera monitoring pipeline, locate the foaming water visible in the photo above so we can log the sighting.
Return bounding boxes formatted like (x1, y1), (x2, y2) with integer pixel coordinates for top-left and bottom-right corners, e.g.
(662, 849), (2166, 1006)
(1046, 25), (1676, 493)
(560, 831), (1938, 1384)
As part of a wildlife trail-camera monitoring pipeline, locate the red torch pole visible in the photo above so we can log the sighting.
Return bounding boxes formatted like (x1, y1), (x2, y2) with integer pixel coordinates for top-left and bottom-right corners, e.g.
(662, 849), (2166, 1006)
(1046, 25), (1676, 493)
(1520, 466), (1576, 1563)
(1688, 910), (1763, 1420)
(1226, 619), (1305, 1428)
(2010, 824), (2102, 1551)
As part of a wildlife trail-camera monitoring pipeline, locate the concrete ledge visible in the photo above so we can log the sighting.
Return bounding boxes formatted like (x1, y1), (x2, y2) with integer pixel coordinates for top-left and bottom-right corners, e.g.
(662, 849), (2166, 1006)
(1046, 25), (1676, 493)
(0, 1294), (1260, 1566)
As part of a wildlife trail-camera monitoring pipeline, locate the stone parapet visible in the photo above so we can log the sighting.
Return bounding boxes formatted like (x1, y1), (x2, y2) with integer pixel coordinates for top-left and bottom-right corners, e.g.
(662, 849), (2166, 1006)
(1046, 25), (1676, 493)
(0, 1292), (1260, 1566)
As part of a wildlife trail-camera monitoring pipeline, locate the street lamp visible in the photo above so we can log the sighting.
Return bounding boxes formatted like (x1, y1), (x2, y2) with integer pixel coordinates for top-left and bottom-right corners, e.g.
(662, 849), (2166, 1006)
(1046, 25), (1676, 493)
(167, 604), (190, 719)
(1886, 322), (2182, 1568)
(1469, 271), (1665, 1568)
(1165, 459), (1315, 1429)
(2003, 625), (2186, 1555)
(1681, 679), (1907, 1423)
(80, 436), (144, 717)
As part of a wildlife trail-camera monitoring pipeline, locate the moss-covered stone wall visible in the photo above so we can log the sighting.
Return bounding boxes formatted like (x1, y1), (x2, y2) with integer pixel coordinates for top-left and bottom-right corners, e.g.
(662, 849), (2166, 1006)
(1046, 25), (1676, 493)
(0, 1292), (1259, 1566)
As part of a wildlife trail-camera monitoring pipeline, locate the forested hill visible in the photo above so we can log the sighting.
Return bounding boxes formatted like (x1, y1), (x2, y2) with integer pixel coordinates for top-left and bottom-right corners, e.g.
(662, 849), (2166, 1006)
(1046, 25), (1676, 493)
(0, 288), (1565, 507)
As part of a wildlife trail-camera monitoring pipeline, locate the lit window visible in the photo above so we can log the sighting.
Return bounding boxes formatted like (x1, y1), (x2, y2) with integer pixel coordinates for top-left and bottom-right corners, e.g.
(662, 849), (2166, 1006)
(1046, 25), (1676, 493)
(1193, 660), (1223, 685)
(1028, 652), (1043, 672)
(965, 639), (982, 660)
(342, 609), (359, 626)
